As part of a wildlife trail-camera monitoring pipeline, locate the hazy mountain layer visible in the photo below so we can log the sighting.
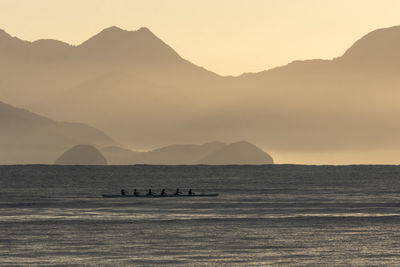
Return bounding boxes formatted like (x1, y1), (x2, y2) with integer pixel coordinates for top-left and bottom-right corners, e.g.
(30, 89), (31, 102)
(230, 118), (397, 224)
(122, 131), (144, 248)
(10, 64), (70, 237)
(55, 145), (107, 165)
(197, 141), (274, 165)
(0, 101), (116, 164)
(101, 141), (273, 165)
(2, 26), (400, 162)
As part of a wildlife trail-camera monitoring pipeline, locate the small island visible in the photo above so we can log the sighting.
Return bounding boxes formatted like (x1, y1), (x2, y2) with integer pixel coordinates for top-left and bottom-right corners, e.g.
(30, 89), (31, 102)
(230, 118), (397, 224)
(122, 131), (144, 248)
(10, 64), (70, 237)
(55, 145), (107, 165)
(101, 141), (274, 165)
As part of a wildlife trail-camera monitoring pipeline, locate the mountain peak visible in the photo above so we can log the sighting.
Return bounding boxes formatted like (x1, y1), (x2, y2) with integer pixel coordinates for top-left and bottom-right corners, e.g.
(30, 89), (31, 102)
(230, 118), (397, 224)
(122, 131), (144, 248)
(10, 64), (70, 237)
(138, 26), (151, 32)
(81, 26), (157, 45)
(0, 28), (14, 41)
(197, 141), (274, 165)
(104, 25), (124, 31)
(55, 144), (108, 165)
(99, 26), (127, 35)
(77, 26), (181, 63)
(85, 26), (129, 41)
(340, 25), (400, 64)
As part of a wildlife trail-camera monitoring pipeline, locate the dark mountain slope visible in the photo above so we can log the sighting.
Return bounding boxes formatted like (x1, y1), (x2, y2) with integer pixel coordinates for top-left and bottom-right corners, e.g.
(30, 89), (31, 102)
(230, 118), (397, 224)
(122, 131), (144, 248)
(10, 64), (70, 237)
(2, 26), (400, 159)
(0, 101), (117, 164)
(55, 145), (107, 165)
(100, 141), (272, 165)
(197, 141), (274, 165)
(339, 25), (400, 68)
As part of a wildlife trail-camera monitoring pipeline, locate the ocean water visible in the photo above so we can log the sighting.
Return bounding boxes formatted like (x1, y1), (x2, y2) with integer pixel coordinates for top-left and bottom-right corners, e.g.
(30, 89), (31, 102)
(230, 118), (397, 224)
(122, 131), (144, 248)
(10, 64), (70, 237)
(1, 165), (400, 266)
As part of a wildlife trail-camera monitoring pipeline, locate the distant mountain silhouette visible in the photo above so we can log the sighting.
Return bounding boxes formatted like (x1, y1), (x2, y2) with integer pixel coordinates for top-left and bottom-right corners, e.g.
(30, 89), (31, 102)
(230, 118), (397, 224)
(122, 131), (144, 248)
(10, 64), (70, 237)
(138, 141), (227, 164)
(76, 26), (181, 64)
(101, 146), (140, 165)
(339, 25), (400, 68)
(2, 25), (400, 162)
(0, 26), (181, 63)
(0, 101), (116, 164)
(197, 141), (274, 165)
(55, 145), (107, 165)
(0, 26), (217, 118)
(0, 29), (72, 60)
(101, 141), (272, 165)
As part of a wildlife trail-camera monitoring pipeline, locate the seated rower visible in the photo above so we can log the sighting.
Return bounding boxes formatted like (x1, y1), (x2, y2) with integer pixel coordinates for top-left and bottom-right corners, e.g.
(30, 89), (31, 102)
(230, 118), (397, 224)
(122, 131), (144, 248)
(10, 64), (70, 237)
(133, 189), (138, 196)
(188, 188), (193, 196)
(121, 189), (126, 196)
(175, 188), (181, 195)
(147, 189), (153, 196)
(160, 189), (166, 196)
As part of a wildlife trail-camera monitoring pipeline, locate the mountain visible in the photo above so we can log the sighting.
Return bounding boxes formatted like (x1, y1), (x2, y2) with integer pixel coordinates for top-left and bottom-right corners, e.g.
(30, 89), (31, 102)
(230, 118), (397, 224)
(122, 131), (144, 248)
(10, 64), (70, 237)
(2, 25), (400, 163)
(0, 101), (117, 164)
(101, 142), (226, 165)
(231, 25), (400, 154)
(0, 26), (217, 108)
(0, 26), (181, 63)
(339, 25), (400, 68)
(197, 141), (273, 165)
(137, 141), (227, 165)
(101, 141), (272, 165)
(75, 26), (182, 64)
(55, 145), (107, 165)
(101, 146), (140, 165)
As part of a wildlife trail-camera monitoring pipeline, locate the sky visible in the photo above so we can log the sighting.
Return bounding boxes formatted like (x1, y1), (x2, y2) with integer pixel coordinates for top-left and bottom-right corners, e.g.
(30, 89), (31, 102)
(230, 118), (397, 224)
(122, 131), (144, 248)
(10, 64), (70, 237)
(1, 0), (400, 76)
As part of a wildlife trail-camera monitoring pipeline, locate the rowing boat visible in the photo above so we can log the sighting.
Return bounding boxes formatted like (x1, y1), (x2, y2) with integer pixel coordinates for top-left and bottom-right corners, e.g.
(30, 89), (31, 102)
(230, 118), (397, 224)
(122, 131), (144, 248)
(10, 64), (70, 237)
(102, 193), (218, 198)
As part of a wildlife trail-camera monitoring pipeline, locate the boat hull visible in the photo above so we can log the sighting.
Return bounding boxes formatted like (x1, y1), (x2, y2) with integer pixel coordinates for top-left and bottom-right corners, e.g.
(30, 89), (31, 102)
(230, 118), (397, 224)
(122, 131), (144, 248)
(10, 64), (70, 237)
(102, 194), (218, 198)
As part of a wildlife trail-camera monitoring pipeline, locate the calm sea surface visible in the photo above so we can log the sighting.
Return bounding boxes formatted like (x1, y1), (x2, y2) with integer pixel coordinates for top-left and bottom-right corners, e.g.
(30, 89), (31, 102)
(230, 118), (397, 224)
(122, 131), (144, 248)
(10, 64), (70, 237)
(1, 165), (400, 266)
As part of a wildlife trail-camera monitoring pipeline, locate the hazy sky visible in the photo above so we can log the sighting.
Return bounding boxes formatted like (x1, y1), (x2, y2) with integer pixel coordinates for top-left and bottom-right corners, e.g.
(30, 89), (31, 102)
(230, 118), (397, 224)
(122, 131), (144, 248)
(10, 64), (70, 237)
(1, 0), (400, 75)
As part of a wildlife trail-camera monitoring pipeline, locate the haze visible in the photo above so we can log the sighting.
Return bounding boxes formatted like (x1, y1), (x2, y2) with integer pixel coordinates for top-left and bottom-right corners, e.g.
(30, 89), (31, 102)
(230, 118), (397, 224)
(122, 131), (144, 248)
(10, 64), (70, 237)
(1, 1), (400, 165)
(1, 0), (400, 76)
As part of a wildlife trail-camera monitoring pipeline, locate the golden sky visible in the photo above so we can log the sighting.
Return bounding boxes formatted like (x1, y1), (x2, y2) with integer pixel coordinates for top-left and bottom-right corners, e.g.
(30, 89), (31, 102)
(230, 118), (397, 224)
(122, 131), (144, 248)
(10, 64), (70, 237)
(1, 0), (400, 76)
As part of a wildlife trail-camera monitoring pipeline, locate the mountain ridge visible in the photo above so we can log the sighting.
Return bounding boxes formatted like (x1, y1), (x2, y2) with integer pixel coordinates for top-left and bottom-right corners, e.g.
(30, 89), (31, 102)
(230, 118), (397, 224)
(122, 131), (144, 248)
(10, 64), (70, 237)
(1, 25), (400, 75)
(0, 101), (117, 164)
(55, 144), (107, 165)
(2, 25), (400, 162)
(101, 141), (273, 165)
(0, 26), (218, 75)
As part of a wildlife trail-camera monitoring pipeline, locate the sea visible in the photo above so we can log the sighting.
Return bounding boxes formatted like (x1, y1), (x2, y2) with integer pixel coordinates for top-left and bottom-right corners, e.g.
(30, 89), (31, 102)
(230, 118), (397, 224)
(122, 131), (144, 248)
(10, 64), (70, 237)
(1, 164), (400, 266)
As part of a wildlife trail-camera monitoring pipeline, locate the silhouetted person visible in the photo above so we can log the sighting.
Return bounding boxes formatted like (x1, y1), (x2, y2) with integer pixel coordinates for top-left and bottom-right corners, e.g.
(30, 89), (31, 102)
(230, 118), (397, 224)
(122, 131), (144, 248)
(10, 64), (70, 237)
(147, 189), (152, 196)
(121, 189), (125, 196)
(188, 188), (193, 195)
(175, 188), (181, 195)
(160, 189), (166, 196)
(134, 189), (138, 196)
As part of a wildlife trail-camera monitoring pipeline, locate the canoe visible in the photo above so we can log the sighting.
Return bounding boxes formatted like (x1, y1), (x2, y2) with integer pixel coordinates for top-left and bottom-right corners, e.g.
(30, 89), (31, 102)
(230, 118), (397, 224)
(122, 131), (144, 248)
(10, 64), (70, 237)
(102, 193), (218, 198)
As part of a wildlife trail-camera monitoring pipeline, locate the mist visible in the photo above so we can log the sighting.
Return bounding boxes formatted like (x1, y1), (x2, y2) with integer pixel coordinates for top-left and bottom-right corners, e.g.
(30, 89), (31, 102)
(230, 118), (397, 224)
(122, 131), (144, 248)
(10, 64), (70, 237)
(1, 25), (400, 164)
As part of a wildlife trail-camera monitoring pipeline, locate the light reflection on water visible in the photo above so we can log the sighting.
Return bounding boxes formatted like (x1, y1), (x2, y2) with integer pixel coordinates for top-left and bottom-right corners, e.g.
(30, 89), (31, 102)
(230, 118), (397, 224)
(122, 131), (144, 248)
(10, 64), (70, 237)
(1, 165), (400, 265)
